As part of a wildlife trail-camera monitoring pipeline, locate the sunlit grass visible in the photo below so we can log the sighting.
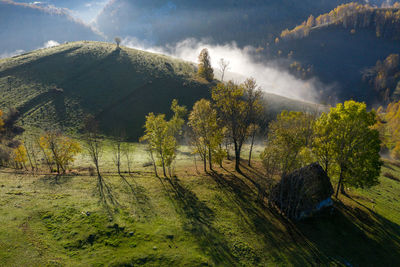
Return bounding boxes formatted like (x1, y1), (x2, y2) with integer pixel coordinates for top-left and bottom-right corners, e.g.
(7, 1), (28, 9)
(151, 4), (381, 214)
(0, 144), (400, 266)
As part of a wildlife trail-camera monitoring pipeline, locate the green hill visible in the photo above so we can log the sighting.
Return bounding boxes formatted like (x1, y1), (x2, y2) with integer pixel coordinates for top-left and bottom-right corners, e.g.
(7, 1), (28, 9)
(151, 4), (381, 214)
(0, 41), (315, 139)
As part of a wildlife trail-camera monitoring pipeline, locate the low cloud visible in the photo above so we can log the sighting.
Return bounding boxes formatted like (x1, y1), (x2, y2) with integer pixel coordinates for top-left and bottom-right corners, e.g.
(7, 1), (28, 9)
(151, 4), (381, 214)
(43, 40), (60, 48)
(122, 37), (323, 102)
(0, 49), (25, 59)
(0, 40), (60, 59)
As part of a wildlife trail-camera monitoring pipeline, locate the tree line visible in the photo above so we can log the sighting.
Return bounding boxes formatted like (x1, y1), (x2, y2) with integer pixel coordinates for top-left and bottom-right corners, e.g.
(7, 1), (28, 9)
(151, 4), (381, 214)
(363, 53), (400, 103)
(261, 101), (381, 199)
(142, 73), (382, 200)
(280, 3), (400, 40)
(375, 99), (400, 159)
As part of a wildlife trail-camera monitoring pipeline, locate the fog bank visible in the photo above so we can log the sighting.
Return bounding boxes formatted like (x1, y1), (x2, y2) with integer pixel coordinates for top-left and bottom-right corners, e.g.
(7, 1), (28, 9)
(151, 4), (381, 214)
(122, 37), (326, 102)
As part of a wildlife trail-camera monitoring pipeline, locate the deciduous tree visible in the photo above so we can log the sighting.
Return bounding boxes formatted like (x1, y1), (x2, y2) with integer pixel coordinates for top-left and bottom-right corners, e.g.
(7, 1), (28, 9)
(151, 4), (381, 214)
(39, 131), (81, 174)
(262, 111), (315, 176)
(141, 100), (186, 177)
(188, 99), (224, 172)
(115, 37), (121, 49)
(218, 58), (230, 82)
(83, 115), (103, 178)
(212, 79), (262, 172)
(314, 101), (382, 198)
(13, 143), (27, 170)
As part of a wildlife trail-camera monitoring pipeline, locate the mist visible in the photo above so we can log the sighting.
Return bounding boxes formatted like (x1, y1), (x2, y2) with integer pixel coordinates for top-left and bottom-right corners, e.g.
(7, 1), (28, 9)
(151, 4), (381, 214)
(121, 37), (323, 102)
(0, 40), (60, 59)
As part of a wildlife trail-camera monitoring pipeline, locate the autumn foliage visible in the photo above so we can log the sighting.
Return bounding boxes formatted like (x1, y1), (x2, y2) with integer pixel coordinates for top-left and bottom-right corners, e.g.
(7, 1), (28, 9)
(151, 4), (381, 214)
(39, 131), (81, 174)
(281, 3), (400, 40)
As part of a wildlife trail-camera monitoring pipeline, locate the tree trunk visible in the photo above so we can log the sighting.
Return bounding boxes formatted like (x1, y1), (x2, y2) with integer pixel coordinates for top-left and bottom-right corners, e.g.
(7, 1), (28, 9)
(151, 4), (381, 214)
(248, 132), (256, 167)
(335, 169), (344, 199)
(25, 146), (34, 171)
(150, 150), (158, 177)
(161, 157), (167, 178)
(234, 141), (241, 172)
(31, 145), (39, 171)
(225, 142), (230, 160)
(194, 155), (199, 173)
(208, 147), (213, 171)
(203, 155), (207, 173)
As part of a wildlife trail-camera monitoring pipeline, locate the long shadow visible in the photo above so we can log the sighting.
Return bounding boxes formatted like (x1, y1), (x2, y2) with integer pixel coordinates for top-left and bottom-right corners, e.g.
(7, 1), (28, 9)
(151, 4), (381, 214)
(215, 167), (400, 265)
(159, 176), (238, 265)
(34, 174), (73, 187)
(53, 92), (67, 124)
(97, 175), (120, 216)
(208, 170), (332, 266)
(296, 201), (400, 266)
(119, 174), (154, 220)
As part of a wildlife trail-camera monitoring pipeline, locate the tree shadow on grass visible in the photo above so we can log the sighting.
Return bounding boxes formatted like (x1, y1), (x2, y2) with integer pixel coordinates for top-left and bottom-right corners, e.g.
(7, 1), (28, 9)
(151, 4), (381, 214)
(97, 175), (120, 217)
(296, 200), (400, 266)
(119, 174), (154, 220)
(215, 165), (400, 266)
(158, 176), (238, 266)
(35, 174), (73, 187)
(208, 170), (333, 266)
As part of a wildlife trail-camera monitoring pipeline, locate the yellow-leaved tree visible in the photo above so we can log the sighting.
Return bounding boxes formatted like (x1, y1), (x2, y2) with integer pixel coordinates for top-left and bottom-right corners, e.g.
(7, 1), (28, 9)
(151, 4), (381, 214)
(314, 101), (382, 198)
(188, 99), (225, 172)
(375, 100), (400, 159)
(140, 100), (186, 177)
(212, 78), (263, 172)
(39, 131), (81, 174)
(14, 143), (27, 170)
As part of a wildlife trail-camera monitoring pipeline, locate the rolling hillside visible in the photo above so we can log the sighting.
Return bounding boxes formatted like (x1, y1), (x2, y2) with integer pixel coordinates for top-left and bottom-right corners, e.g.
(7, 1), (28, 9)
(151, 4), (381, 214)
(0, 41), (314, 139)
(275, 4), (400, 105)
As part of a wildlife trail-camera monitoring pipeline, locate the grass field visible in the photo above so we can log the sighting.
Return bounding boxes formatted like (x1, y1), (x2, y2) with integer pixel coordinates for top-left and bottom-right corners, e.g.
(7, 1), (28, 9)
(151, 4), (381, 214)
(0, 144), (399, 266)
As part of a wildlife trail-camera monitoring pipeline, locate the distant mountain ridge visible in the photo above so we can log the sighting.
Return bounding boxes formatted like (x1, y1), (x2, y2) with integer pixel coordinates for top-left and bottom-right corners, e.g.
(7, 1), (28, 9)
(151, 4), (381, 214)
(273, 3), (400, 105)
(94, 0), (363, 47)
(0, 0), (103, 56)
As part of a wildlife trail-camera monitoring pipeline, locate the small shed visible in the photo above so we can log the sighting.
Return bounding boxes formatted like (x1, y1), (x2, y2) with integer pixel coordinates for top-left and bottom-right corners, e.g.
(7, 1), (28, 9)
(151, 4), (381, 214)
(270, 162), (334, 220)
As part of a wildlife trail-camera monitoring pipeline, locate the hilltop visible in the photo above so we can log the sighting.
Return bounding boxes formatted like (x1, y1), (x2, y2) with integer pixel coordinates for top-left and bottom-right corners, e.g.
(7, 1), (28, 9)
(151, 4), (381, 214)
(0, 41), (313, 139)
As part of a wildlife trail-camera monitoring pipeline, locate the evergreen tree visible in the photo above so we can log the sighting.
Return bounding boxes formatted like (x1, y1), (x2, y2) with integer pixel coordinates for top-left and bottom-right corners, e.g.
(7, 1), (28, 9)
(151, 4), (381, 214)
(198, 48), (214, 82)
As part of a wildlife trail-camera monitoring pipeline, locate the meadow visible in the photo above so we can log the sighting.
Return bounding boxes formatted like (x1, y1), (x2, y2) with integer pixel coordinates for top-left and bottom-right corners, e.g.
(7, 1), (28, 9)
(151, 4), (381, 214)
(0, 143), (399, 266)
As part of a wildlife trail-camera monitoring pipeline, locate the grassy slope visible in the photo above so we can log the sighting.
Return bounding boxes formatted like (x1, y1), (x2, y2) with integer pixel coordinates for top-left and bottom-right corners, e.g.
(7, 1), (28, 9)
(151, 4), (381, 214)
(0, 146), (400, 266)
(0, 41), (210, 139)
(0, 41), (315, 140)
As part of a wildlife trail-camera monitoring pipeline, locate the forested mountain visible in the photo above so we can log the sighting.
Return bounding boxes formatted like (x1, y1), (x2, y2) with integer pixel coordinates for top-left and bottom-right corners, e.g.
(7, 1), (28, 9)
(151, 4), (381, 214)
(94, 0), (360, 46)
(274, 3), (400, 104)
(0, 1), (103, 57)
